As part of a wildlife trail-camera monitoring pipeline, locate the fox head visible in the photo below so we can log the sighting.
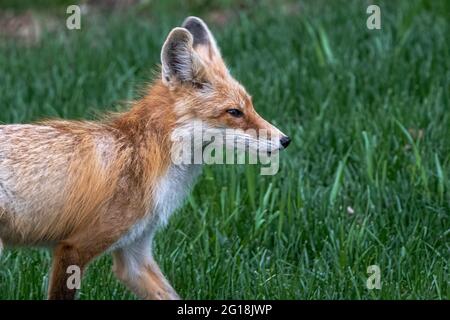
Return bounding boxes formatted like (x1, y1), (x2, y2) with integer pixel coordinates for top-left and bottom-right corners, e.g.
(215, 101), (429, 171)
(161, 17), (290, 162)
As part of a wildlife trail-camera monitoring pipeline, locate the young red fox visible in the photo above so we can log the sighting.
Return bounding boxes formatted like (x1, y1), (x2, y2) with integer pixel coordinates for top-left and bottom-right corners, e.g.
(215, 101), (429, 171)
(0, 17), (290, 300)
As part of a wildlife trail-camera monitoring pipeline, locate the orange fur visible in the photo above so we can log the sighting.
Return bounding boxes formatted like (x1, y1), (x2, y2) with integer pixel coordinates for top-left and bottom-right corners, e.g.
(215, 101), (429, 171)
(0, 17), (289, 300)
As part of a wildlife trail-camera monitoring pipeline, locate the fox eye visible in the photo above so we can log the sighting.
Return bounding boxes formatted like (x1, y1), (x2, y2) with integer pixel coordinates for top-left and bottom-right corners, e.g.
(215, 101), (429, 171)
(226, 109), (243, 118)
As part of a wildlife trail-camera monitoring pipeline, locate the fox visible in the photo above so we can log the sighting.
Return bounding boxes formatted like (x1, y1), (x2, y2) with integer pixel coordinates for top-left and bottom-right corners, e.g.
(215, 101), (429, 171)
(0, 17), (290, 300)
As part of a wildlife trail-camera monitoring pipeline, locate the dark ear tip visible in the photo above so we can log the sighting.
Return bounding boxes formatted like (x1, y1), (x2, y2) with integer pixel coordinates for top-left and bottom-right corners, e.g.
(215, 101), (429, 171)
(182, 16), (205, 28)
(182, 16), (209, 46)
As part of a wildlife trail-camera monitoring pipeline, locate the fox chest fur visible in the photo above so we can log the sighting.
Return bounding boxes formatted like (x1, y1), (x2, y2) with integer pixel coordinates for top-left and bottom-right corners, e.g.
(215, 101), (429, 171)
(112, 163), (202, 249)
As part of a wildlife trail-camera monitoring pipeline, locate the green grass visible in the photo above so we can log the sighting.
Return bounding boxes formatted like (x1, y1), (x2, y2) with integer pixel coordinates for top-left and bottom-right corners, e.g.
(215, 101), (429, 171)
(0, 0), (449, 299)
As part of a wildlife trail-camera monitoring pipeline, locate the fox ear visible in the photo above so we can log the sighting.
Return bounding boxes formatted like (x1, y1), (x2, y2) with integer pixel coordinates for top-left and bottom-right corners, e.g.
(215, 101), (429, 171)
(161, 27), (204, 86)
(182, 16), (223, 65)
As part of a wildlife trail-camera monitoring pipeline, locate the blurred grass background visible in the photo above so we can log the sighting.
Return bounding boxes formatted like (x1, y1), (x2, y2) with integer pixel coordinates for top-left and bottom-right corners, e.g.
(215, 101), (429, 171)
(0, 0), (448, 299)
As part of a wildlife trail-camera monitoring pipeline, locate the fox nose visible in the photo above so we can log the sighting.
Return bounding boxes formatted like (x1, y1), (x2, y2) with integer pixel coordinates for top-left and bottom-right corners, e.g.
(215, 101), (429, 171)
(280, 136), (291, 149)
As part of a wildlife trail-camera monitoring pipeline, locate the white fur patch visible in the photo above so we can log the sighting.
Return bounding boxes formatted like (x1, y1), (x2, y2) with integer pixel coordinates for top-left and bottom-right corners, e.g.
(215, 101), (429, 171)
(153, 164), (202, 226)
(94, 134), (116, 169)
(111, 164), (202, 250)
